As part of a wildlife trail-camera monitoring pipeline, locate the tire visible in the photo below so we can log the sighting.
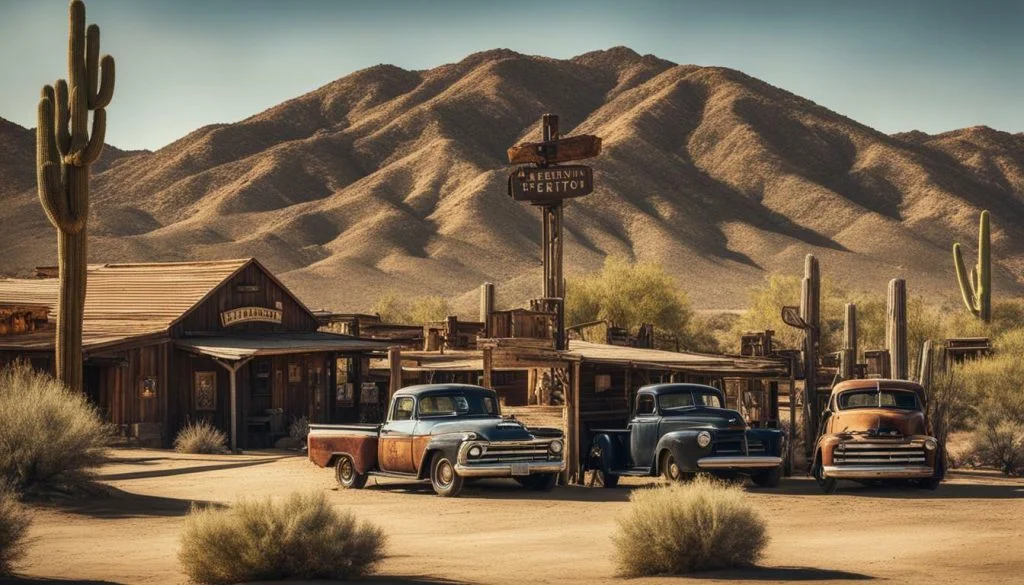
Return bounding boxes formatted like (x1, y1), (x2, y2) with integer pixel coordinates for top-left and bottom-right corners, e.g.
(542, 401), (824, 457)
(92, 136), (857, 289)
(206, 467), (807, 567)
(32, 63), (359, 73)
(335, 454), (367, 489)
(598, 469), (620, 488)
(430, 452), (464, 497)
(813, 460), (837, 494)
(751, 465), (783, 488)
(661, 451), (694, 483)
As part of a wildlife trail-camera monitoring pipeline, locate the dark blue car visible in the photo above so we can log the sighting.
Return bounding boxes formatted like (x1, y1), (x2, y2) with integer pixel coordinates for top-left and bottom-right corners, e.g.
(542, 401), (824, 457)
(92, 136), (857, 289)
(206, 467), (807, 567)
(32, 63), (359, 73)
(587, 383), (785, 487)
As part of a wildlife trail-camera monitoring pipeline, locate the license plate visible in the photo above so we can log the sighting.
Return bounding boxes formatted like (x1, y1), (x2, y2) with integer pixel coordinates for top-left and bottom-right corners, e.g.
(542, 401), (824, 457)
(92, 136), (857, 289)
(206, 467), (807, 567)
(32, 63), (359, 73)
(511, 462), (530, 476)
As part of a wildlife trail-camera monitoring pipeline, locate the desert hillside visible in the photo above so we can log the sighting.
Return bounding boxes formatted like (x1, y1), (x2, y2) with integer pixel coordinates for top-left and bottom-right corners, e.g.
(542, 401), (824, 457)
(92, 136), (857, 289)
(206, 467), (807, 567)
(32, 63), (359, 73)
(1, 47), (1022, 314)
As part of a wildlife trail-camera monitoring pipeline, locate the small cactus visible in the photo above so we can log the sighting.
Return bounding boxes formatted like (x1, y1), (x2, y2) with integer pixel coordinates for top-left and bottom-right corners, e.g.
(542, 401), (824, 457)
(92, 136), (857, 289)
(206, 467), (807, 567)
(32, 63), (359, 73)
(953, 210), (991, 323)
(36, 0), (115, 393)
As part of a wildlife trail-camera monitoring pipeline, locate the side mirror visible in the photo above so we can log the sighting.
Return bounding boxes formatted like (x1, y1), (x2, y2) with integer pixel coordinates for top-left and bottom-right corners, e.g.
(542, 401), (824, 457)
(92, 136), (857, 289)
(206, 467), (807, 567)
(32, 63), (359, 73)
(821, 409), (833, 419)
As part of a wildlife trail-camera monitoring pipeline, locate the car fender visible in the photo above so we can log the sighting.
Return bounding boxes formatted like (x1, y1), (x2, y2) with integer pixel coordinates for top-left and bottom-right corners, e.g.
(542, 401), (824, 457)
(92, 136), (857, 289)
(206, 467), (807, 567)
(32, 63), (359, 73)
(655, 430), (703, 474)
(587, 432), (620, 473)
(747, 428), (785, 456)
(416, 432), (465, 479)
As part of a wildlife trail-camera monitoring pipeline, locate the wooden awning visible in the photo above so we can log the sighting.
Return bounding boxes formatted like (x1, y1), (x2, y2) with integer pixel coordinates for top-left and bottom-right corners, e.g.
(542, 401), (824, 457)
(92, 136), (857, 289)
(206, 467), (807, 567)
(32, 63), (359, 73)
(176, 332), (391, 361)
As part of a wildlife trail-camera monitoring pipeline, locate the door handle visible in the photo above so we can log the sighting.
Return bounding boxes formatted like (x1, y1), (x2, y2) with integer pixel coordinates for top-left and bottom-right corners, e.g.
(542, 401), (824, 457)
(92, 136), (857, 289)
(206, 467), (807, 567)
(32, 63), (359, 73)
(380, 429), (391, 435)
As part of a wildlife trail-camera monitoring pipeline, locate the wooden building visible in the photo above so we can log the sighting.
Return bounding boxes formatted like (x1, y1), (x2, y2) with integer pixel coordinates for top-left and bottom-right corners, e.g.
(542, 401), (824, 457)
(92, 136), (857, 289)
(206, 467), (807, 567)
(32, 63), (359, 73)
(0, 259), (389, 449)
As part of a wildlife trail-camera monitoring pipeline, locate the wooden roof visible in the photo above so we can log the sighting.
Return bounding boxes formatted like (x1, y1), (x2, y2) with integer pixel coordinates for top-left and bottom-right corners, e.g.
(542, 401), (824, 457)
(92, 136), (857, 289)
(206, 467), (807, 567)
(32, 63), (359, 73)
(0, 259), (260, 352)
(177, 332), (391, 361)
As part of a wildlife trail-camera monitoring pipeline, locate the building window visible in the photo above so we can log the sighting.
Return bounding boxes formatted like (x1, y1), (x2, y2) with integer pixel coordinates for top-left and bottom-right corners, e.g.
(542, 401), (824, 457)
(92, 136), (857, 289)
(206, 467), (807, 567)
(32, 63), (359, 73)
(253, 359), (272, 397)
(194, 371), (217, 410)
(336, 357), (353, 406)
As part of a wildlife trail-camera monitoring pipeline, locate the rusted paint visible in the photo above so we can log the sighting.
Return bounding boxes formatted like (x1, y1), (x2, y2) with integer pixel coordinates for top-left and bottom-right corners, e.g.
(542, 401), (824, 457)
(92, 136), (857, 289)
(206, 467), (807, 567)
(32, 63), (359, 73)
(379, 436), (414, 473)
(412, 435), (433, 474)
(308, 433), (378, 474)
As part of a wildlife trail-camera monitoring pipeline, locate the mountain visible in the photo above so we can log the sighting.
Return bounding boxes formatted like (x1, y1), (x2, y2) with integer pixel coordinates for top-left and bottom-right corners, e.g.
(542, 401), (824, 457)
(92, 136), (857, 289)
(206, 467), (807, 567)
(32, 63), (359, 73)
(1, 47), (1022, 315)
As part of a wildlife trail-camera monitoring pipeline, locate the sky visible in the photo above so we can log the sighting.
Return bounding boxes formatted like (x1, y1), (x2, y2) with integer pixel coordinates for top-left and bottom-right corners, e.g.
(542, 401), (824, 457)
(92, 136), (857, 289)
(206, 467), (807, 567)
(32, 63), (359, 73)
(0, 0), (1021, 151)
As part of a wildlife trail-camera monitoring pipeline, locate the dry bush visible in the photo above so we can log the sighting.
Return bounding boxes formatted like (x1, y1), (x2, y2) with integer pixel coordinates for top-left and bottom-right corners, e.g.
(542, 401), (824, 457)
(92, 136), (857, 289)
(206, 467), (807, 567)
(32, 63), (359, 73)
(0, 486), (32, 576)
(969, 409), (1024, 476)
(0, 362), (109, 493)
(174, 420), (228, 454)
(289, 415), (310, 443)
(371, 291), (451, 324)
(179, 491), (385, 584)
(613, 476), (768, 576)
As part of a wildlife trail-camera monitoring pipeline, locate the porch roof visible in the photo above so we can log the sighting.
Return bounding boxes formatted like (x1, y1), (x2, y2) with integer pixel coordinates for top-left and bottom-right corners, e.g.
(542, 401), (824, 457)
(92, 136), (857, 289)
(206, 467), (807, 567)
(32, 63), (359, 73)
(176, 332), (392, 361)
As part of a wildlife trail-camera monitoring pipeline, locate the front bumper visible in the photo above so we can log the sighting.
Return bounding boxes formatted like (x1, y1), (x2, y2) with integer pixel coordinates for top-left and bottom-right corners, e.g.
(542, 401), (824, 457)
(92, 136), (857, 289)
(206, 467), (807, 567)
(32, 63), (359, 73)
(697, 455), (783, 470)
(823, 464), (935, 479)
(455, 460), (565, 477)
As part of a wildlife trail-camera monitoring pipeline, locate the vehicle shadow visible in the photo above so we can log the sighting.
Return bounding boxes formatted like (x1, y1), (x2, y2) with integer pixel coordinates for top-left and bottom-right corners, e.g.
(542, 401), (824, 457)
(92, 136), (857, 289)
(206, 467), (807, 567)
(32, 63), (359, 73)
(0, 577), (124, 585)
(38, 485), (223, 518)
(361, 477), (641, 502)
(696, 566), (873, 581)
(763, 476), (1024, 499)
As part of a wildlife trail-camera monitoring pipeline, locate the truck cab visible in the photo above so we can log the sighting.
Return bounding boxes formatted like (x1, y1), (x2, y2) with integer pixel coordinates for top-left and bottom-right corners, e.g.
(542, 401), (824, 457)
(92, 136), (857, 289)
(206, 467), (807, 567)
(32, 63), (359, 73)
(308, 384), (565, 497)
(587, 383), (785, 487)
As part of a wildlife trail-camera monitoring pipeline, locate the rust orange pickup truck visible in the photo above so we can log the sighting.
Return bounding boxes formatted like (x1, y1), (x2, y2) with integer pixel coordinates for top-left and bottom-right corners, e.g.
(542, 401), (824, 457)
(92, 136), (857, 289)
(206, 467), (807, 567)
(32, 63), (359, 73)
(308, 384), (565, 497)
(813, 379), (944, 493)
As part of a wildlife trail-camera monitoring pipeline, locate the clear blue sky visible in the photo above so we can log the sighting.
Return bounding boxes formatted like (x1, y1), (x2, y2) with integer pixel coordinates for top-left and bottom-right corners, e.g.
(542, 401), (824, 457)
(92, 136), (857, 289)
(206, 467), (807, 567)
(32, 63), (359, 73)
(1, 0), (1021, 151)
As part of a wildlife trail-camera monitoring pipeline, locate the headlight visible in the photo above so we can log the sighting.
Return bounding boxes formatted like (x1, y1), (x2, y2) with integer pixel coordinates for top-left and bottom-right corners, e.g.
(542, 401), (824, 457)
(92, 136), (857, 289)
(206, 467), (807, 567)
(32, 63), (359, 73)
(696, 431), (712, 448)
(924, 438), (938, 451)
(549, 439), (564, 455)
(468, 445), (483, 458)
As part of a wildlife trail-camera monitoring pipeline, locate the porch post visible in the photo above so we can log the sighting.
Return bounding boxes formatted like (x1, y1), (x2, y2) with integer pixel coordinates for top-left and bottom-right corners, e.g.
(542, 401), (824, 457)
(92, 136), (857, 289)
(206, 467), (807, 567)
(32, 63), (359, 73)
(482, 347), (493, 389)
(213, 356), (253, 453)
(388, 347), (402, 399)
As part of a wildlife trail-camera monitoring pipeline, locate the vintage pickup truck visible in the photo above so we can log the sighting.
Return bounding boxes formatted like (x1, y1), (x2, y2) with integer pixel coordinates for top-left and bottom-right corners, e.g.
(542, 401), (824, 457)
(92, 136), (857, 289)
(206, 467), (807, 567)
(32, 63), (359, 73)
(813, 379), (943, 493)
(307, 384), (565, 497)
(587, 383), (785, 487)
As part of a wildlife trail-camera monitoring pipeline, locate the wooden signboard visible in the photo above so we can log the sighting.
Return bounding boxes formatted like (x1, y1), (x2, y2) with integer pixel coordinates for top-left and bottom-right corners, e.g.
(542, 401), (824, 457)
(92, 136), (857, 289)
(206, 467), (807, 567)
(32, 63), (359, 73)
(220, 306), (282, 327)
(508, 165), (593, 203)
(507, 134), (602, 166)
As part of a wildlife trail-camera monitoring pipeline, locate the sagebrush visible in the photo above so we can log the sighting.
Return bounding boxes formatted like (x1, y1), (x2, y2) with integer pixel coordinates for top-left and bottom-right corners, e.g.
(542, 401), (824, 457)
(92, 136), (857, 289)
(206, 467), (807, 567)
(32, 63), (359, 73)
(0, 362), (109, 492)
(179, 491), (385, 584)
(174, 420), (228, 454)
(613, 476), (768, 576)
(0, 486), (32, 576)
(289, 415), (310, 443)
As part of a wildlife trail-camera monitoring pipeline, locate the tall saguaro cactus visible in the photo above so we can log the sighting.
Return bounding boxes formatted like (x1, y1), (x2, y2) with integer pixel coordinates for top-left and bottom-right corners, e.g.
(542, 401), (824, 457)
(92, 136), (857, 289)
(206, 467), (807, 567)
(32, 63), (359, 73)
(886, 278), (908, 380)
(953, 210), (991, 323)
(36, 0), (115, 393)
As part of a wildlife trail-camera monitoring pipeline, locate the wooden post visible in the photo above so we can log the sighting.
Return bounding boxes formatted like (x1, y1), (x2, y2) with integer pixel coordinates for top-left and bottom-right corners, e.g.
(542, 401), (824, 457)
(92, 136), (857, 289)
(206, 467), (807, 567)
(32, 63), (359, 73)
(800, 254), (820, 458)
(388, 347), (402, 399)
(480, 282), (495, 337)
(482, 347), (493, 389)
(841, 303), (857, 380)
(887, 278), (909, 380)
(213, 357), (252, 453)
(563, 360), (581, 485)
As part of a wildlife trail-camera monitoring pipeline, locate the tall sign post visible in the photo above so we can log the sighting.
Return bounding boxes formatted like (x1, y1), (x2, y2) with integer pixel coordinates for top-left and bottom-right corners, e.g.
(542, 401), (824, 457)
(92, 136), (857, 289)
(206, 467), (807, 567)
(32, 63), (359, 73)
(507, 114), (601, 350)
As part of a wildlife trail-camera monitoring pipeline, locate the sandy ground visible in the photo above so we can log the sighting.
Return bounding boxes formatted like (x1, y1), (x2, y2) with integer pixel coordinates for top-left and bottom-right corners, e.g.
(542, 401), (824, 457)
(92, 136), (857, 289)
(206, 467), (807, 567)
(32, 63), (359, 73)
(7, 449), (1024, 585)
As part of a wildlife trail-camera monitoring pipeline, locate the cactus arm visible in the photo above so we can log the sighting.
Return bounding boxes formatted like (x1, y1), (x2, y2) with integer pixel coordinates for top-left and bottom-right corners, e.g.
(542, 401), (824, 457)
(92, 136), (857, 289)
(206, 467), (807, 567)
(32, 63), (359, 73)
(93, 55), (115, 109)
(68, 2), (88, 155)
(54, 79), (71, 156)
(37, 88), (72, 230)
(953, 243), (981, 316)
(86, 24), (99, 105)
(77, 108), (105, 166)
(978, 210), (991, 322)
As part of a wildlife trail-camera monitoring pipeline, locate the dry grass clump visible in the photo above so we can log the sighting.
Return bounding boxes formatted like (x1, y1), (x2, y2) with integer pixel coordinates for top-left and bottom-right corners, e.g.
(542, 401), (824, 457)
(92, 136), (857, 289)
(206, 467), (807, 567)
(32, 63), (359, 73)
(0, 363), (109, 493)
(613, 476), (768, 576)
(174, 420), (228, 454)
(178, 491), (385, 584)
(0, 486), (32, 576)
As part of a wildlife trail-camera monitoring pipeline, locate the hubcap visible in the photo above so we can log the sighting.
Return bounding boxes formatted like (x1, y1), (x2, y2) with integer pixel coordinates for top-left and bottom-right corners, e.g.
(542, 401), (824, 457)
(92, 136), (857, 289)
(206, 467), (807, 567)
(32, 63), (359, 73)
(668, 458), (680, 480)
(339, 459), (353, 482)
(438, 461), (453, 486)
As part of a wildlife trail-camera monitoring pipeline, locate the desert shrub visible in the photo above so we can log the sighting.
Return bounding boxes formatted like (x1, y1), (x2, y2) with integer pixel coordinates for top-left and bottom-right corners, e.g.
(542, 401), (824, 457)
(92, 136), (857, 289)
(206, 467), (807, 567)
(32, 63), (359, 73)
(289, 415), (310, 443)
(179, 491), (385, 584)
(0, 362), (109, 492)
(371, 291), (451, 324)
(613, 476), (768, 576)
(0, 486), (32, 576)
(174, 420), (228, 454)
(927, 366), (971, 452)
(732, 273), (848, 354)
(968, 408), (1024, 476)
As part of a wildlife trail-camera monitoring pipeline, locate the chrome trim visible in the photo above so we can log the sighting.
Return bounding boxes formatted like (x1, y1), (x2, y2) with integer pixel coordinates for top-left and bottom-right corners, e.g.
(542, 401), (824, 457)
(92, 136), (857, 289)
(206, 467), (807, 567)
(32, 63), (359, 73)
(823, 464), (935, 479)
(454, 460), (565, 477)
(697, 456), (783, 469)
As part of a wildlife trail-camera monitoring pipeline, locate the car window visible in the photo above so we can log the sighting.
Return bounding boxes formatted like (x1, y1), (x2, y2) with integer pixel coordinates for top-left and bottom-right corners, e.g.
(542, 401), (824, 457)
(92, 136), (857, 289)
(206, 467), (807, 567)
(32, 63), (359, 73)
(392, 396), (415, 421)
(636, 394), (656, 415)
(659, 392), (695, 410)
(417, 393), (498, 417)
(838, 389), (920, 410)
(695, 392), (723, 408)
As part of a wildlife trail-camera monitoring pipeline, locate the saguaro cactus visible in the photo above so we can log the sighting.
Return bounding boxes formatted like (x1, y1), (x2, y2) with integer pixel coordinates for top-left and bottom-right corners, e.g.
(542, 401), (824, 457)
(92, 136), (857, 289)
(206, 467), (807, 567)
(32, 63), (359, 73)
(840, 303), (857, 380)
(36, 0), (115, 393)
(953, 210), (991, 323)
(800, 254), (820, 454)
(886, 278), (908, 380)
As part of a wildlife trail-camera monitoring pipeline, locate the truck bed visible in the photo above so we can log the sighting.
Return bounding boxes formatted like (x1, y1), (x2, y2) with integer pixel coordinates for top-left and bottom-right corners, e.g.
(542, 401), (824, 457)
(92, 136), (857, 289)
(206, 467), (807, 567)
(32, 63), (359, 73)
(307, 423), (380, 471)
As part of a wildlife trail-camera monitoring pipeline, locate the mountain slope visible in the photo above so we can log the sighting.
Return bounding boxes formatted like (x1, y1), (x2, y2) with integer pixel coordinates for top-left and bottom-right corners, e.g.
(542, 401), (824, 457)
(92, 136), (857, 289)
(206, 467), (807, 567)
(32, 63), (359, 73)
(1, 47), (1022, 314)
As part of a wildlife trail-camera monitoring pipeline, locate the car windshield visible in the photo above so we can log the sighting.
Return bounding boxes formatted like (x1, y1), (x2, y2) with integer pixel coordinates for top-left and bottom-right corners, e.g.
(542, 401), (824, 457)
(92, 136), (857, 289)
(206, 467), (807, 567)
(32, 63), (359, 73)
(658, 391), (724, 410)
(837, 389), (920, 411)
(417, 392), (499, 418)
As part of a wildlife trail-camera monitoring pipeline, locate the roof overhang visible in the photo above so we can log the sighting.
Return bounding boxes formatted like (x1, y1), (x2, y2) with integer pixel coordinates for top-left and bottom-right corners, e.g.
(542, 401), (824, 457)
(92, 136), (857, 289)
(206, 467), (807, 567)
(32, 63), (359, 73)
(176, 332), (392, 361)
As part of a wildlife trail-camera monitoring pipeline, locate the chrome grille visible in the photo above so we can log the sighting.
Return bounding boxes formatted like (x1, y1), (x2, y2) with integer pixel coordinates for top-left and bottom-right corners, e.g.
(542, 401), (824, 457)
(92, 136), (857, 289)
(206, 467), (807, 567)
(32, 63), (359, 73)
(471, 441), (555, 464)
(712, 431), (750, 456)
(833, 442), (926, 465)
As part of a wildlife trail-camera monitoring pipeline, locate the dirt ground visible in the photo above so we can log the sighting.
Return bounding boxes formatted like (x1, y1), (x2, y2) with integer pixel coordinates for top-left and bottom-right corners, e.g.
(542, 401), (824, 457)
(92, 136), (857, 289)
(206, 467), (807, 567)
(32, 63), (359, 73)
(9, 448), (1024, 585)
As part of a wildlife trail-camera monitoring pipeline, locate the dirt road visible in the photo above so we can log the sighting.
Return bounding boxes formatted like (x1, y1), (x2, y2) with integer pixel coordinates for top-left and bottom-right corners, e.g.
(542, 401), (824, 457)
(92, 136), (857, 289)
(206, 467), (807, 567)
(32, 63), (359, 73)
(12, 449), (1024, 585)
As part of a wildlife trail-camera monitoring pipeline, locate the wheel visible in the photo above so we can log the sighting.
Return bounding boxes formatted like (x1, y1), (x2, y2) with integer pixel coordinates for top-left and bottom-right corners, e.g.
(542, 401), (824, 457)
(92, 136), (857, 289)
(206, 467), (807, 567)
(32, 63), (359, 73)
(917, 477), (941, 490)
(519, 473), (558, 491)
(597, 469), (620, 488)
(335, 454), (367, 489)
(751, 465), (783, 488)
(661, 451), (694, 483)
(430, 452), (464, 497)
(813, 460), (837, 494)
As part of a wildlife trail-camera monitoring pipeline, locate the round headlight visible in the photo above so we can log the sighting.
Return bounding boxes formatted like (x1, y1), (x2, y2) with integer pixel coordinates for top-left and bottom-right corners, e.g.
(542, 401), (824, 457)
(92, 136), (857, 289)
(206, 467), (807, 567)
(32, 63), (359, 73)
(468, 445), (483, 458)
(924, 438), (938, 451)
(696, 431), (712, 448)
(549, 439), (564, 455)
